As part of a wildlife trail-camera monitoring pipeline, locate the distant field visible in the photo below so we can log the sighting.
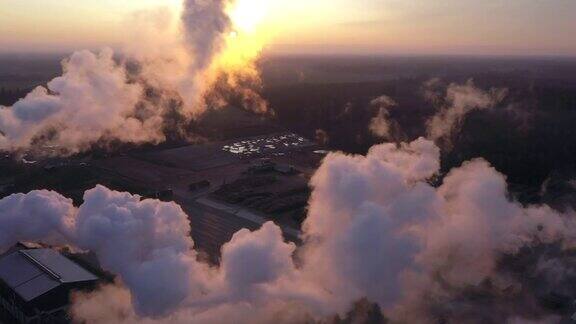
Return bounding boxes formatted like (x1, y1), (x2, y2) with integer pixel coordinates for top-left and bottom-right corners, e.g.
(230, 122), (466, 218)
(0, 53), (65, 89)
(3, 53), (576, 90)
(260, 54), (576, 86)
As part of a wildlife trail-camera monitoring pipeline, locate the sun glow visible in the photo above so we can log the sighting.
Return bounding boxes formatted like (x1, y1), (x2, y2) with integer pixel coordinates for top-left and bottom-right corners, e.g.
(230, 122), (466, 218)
(228, 0), (268, 34)
(216, 0), (272, 69)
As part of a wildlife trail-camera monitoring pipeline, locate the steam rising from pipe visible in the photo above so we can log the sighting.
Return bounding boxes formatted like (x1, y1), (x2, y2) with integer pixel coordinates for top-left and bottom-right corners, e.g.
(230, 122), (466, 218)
(425, 79), (508, 148)
(369, 95), (397, 139)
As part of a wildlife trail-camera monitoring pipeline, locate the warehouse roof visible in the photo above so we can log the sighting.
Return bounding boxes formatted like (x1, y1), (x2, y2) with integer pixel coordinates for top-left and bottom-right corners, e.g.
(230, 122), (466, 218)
(0, 249), (98, 302)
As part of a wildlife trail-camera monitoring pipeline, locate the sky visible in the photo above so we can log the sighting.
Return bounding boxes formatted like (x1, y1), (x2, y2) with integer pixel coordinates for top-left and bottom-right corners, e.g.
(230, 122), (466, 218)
(1, 0), (575, 56)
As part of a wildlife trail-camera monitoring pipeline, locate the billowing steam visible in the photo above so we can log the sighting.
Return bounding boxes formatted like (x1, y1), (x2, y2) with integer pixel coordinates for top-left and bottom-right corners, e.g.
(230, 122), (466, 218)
(369, 95), (397, 139)
(0, 0), (268, 155)
(0, 185), (200, 316)
(0, 50), (165, 154)
(425, 79), (508, 147)
(2, 137), (576, 323)
(1, 1), (575, 323)
(183, 0), (231, 71)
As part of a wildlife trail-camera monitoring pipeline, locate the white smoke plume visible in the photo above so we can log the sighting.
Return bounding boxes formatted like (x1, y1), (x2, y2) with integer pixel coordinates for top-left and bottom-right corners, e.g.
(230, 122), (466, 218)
(425, 79), (508, 146)
(2, 138), (576, 322)
(175, 0), (234, 116)
(0, 0), (267, 155)
(368, 95), (397, 139)
(0, 49), (165, 154)
(178, 0), (269, 116)
(182, 0), (231, 72)
(0, 185), (201, 316)
(0, 185), (310, 321)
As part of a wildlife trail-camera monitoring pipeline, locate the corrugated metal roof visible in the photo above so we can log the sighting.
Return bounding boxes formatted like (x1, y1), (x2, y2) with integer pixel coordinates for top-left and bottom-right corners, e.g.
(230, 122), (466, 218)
(0, 249), (97, 302)
(23, 249), (97, 283)
(0, 252), (44, 287)
(15, 276), (60, 302)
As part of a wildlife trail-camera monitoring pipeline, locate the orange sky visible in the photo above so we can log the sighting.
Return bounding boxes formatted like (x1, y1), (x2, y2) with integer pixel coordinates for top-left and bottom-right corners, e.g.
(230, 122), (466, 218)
(1, 0), (575, 56)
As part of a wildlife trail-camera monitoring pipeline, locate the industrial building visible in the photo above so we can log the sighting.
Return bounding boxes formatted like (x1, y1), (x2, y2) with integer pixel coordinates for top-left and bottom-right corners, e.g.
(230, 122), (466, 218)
(0, 247), (99, 323)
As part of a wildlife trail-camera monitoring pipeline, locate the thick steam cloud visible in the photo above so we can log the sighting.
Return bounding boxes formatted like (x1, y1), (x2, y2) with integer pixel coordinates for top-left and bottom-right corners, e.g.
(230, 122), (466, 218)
(2, 137), (576, 323)
(0, 0), (267, 155)
(1, 1), (574, 322)
(0, 50), (164, 154)
(183, 0), (231, 72)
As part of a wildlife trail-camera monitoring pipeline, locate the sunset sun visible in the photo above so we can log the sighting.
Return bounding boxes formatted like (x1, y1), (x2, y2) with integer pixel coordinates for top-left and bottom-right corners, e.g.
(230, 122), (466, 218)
(228, 0), (268, 34)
